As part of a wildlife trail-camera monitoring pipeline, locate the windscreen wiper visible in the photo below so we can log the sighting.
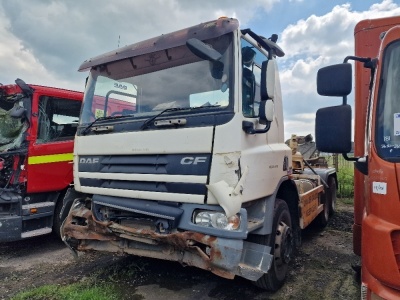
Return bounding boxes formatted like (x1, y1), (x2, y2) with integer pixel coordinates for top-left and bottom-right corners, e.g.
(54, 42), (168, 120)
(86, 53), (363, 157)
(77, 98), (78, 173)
(140, 105), (220, 130)
(81, 115), (131, 135)
(140, 107), (188, 130)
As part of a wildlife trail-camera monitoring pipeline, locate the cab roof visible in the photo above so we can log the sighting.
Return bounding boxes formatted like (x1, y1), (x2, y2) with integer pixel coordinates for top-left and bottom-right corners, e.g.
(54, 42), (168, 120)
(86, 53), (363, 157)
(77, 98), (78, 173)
(78, 18), (239, 72)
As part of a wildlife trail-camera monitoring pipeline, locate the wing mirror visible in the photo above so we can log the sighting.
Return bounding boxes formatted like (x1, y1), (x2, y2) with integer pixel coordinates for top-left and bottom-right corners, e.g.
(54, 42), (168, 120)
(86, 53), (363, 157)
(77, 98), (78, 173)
(261, 60), (276, 100)
(317, 63), (352, 97)
(259, 99), (274, 124)
(243, 100), (274, 134)
(186, 38), (224, 79)
(9, 105), (26, 119)
(186, 38), (222, 62)
(243, 59), (276, 134)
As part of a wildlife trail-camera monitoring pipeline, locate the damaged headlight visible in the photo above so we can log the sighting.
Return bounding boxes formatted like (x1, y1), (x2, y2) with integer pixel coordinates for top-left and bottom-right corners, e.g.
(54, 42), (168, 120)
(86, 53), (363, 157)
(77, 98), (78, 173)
(193, 210), (240, 231)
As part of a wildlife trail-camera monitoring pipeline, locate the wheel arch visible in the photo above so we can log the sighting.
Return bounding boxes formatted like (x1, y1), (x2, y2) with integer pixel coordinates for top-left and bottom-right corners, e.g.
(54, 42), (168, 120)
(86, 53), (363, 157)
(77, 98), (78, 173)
(250, 177), (300, 236)
(276, 180), (301, 231)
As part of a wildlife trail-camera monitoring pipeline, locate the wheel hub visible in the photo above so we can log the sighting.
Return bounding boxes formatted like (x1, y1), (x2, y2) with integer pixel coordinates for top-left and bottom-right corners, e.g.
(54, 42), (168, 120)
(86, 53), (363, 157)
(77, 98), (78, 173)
(274, 221), (293, 265)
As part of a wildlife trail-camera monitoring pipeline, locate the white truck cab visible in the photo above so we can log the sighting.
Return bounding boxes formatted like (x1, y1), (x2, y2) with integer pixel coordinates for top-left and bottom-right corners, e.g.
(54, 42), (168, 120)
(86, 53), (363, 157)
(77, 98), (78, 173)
(62, 18), (336, 291)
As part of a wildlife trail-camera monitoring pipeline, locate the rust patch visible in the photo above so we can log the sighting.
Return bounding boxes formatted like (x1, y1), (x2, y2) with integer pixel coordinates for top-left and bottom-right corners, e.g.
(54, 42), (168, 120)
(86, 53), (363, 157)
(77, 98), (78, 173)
(61, 199), (236, 279)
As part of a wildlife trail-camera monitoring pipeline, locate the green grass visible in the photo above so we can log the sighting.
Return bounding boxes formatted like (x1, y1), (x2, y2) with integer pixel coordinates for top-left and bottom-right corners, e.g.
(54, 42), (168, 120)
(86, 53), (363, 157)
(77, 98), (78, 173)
(337, 165), (354, 198)
(338, 197), (354, 206)
(324, 154), (354, 198)
(11, 281), (121, 300)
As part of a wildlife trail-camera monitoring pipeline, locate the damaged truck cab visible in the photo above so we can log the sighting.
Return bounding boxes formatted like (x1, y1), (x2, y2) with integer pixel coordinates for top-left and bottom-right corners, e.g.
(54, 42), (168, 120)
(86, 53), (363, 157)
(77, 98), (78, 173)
(62, 18), (336, 291)
(0, 79), (82, 241)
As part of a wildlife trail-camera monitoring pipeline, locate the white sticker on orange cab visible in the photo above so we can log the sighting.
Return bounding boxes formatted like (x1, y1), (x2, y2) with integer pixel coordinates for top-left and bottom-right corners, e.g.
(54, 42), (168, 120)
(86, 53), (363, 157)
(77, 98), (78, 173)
(394, 113), (400, 136)
(372, 182), (387, 195)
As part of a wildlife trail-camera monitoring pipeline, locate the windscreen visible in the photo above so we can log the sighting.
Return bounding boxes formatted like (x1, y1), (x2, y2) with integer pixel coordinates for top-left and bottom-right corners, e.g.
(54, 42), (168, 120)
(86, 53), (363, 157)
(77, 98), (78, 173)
(376, 40), (400, 161)
(0, 92), (28, 151)
(80, 33), (233, 126)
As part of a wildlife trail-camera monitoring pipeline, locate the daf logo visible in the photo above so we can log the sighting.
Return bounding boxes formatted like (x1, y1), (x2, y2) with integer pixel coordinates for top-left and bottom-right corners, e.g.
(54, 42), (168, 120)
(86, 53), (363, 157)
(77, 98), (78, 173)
(180, 157), (207, 165)
(80, 158), (99, 164)
(113, 83), (128, 90)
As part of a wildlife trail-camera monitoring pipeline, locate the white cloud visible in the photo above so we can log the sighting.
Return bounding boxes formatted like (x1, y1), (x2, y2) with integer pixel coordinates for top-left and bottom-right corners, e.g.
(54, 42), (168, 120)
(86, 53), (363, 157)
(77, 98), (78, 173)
(0, 0), (281, 90)
(278, 0), (400, 139)
(0, 8), (84, 90)
(284, 117), (315, 141)
(1, 0), (399, 141)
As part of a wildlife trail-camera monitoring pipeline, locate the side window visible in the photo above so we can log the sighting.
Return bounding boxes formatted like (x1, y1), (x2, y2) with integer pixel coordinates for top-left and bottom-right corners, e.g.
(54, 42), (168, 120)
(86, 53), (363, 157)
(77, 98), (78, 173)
(241, 39), (266, 118)
(37, 96), (81, 143)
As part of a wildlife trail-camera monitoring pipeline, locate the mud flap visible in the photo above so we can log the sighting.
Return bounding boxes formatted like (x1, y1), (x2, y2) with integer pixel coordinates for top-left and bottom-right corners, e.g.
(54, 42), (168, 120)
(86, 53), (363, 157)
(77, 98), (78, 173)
(0, 216), (22, 242)
(237, 241), (273, 281)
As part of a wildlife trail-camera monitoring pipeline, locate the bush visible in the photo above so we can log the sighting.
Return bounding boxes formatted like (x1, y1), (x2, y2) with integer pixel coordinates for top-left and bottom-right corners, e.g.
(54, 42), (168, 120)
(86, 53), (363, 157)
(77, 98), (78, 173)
(322, 154), (354, 198)
(337, 166), (354, 198)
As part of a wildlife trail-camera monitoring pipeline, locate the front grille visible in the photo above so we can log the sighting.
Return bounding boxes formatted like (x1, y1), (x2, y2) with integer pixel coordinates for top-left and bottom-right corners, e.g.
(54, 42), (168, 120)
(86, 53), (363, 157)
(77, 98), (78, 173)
(79, 154), (211, 175)
(78, 153), (211, 202)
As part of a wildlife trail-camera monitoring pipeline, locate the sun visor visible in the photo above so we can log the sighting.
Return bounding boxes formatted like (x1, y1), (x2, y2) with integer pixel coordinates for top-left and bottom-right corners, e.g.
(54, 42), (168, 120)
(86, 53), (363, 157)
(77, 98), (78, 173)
(79, 18), (239, 72)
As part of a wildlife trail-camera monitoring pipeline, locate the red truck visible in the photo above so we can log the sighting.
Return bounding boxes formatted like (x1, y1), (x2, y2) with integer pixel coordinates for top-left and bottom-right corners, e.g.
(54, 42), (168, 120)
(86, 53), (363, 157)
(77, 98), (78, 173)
(0, 79), (82, 241)
(315, 16), (400, 299)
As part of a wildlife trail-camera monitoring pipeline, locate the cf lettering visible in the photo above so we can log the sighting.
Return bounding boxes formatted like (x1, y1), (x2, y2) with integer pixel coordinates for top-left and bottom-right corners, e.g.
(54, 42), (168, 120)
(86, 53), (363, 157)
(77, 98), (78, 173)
(180, 157), (207, 165)
(194, 157), (207, 164)
(181, 157), (193, 165)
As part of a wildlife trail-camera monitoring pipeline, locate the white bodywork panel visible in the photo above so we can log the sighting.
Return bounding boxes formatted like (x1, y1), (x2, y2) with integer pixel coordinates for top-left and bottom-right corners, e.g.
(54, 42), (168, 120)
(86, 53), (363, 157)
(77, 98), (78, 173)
(73, 126), (213, 204)
(207, 57), (290, 213)
(74, 126), (213, 155)
(74, 31), (291, 216)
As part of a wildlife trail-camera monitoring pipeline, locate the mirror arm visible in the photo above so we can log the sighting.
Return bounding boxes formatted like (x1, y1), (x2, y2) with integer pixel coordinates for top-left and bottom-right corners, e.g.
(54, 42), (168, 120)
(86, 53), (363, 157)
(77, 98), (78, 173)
(339, 56), (372, 106)
(355, 156), (368, 175)
(242, 121), (271, 134)
(342, 153), (358, 161)
(342, 154), (368, 175)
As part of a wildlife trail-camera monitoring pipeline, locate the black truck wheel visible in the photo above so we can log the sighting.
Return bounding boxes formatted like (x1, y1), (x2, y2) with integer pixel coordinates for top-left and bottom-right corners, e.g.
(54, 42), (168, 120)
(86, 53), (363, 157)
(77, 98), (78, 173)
(327, 177), (337, 216)
(251, 199), (293, 291)
(53, 197), (65, 238)
(53, 188), (77, 238)
(316, 176), (337, 228)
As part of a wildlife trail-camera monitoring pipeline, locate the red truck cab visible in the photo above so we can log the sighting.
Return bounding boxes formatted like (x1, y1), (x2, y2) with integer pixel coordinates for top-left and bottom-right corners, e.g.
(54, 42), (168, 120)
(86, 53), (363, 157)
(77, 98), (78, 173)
(0, 79), (82, 241)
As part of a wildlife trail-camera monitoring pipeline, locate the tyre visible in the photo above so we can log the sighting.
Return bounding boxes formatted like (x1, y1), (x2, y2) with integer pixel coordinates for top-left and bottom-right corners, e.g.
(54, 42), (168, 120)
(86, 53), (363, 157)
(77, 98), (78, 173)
(52, 197), (64, 238)
(53, 189), (73, 238)
(316, 176), (337, 228)
(251, 199), (293, 291)
(327, 177), (337, 216)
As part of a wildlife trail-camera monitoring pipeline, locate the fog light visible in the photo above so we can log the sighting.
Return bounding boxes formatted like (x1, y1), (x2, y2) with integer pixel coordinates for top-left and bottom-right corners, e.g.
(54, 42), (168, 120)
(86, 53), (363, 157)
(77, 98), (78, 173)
(193, 210), (240, 231)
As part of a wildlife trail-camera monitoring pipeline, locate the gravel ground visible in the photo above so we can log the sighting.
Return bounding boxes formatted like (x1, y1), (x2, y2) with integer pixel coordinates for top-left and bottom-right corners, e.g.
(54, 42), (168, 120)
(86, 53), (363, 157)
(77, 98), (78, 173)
(0, 200), (360, 300)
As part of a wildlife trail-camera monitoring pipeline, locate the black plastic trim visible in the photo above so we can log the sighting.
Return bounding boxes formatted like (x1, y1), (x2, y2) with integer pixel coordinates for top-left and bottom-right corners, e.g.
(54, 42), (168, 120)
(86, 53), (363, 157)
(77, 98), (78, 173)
(80, 178), (206, 195)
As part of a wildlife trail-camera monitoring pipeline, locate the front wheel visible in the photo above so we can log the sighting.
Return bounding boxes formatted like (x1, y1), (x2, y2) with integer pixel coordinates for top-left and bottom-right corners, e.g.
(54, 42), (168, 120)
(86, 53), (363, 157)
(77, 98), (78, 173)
(251, 199), (293, 291)
(53, 188), (77, 238)
(53, 196), (65, 238)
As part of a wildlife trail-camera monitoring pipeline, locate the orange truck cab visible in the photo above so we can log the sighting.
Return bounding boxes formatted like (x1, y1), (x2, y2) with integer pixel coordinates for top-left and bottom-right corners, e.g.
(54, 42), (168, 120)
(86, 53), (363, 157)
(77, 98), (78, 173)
(315, 16), (400, 299)
(0, 79), (82, 241)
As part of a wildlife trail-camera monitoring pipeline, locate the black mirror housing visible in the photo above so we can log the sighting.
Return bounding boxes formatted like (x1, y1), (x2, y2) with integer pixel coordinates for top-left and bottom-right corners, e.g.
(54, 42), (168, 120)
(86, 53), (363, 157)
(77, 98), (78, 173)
(186, 38), (222, 62)
(260, 61), (268, 100)
(259, 100), (267, 125)
(317, 63), (352, 97)
(9, 105), (26, 119)
(315, 104), (352, 153)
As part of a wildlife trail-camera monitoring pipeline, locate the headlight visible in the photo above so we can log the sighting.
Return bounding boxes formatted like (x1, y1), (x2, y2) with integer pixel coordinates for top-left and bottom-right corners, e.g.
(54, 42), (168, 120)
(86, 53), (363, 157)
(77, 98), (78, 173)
(193, 210), (240, 231)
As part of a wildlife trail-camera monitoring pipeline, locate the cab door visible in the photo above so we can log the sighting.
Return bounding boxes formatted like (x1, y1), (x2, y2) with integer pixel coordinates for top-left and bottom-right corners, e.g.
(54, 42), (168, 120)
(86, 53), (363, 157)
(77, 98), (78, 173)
(27, 90), (82, 193)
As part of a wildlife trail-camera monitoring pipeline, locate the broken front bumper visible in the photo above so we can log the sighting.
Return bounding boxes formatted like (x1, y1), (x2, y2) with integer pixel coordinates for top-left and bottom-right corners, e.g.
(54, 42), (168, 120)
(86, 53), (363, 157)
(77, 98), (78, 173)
(61, 198), (273, 281)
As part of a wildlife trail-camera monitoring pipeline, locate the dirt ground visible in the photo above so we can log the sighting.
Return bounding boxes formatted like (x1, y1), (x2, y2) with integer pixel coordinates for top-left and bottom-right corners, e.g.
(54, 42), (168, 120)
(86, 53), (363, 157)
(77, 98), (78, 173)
(0, 200), (360, 300)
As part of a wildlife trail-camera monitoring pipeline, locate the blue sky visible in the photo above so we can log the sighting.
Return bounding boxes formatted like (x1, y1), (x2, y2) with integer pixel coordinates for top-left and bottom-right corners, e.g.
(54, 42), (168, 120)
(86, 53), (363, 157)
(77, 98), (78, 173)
(1, 0), (399, 139)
